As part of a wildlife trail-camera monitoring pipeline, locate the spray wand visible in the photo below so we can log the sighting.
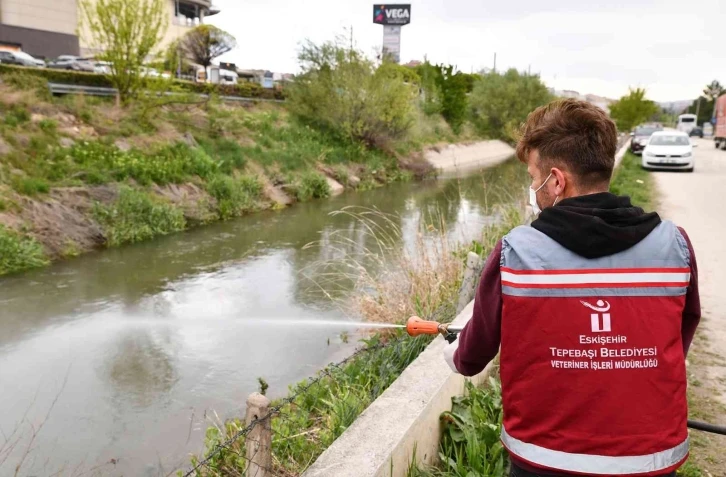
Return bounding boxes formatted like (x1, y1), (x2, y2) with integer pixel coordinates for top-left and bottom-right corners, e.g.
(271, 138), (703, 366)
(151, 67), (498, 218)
(403, 317), (726, 436)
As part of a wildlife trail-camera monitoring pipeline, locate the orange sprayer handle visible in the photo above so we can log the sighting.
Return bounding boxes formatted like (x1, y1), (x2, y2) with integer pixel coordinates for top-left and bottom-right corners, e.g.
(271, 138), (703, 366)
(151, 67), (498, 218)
(406, 316), (443, 336)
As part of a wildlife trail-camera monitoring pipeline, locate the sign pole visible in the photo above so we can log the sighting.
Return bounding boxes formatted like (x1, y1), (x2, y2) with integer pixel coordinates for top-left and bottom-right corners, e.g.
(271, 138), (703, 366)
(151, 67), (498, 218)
(373, 4), (411, 64)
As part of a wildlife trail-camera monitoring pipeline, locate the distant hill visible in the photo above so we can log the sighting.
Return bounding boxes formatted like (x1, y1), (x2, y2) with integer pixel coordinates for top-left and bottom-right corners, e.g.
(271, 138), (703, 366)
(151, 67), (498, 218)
(658, 100), (694, 113)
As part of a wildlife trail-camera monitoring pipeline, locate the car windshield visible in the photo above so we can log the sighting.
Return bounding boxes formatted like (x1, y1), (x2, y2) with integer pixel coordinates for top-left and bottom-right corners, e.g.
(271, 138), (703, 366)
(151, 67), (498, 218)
(680, 117), (695, 123)
(635, 127), (659, 136)
(650, 135), (690, 146)
(14, 51), (36, 61)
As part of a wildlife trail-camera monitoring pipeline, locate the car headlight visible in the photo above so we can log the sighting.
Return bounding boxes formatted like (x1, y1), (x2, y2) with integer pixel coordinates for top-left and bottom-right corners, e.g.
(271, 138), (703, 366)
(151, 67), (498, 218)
(645, 151), (656, 157)
(682, 152), (692, 158)
(638, 138), (649, 145)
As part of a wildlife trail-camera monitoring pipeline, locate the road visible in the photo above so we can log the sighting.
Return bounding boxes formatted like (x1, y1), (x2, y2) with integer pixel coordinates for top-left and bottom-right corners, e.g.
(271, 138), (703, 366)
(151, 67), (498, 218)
(653, 136), (726, 404)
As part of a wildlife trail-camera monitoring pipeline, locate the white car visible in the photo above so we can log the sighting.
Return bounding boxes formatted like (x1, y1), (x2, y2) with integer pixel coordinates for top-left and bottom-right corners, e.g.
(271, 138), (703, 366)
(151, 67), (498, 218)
(0, 50), (45, 68)
(641, 131), (695, 172)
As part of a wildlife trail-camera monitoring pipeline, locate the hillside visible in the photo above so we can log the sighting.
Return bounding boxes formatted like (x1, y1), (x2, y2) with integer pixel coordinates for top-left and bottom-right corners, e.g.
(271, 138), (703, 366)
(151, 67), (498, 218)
(0, 74), (451, 275)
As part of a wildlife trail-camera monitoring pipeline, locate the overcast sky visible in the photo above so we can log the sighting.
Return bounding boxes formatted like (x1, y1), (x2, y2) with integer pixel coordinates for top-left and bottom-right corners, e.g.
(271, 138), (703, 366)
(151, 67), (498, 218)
(208, 0), (725, 102)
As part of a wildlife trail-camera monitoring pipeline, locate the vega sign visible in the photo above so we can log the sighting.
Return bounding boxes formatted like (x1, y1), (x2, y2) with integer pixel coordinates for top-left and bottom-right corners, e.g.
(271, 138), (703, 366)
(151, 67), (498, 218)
(373, 4), (411, 26)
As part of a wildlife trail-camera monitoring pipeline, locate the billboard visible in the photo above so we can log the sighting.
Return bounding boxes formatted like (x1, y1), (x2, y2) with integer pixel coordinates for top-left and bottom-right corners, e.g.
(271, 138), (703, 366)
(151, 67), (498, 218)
(382, 26), (402, 63)
(373, 4), (411, 25)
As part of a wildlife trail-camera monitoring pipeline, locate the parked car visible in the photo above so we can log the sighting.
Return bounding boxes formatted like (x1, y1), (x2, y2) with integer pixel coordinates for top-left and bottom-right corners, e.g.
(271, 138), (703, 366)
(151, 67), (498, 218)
(689, 127), (704, 138)
(47, 55), (95, 72)
(629, 124), (663, 154)
(94, 61), (112, 74)
(140, 66), (171, 79)
(0, 50), (45, 68)
(641, 131), (695, 172)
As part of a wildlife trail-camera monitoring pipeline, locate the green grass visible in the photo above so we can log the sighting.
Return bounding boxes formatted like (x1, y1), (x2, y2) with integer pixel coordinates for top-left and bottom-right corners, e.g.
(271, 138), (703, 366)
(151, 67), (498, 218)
(2, 106), (30, 128)
(205, 174), (262, 219)
(291, 171), (331, 202)
(0, 225), (49, 275)
(11, 176), (49, 196)
(93, 187), (186, 246)
(609, 151), (655, 210)
(408, 380), (506, 477)
(191, 332), (437, 476)
(196, 136), (247, 172)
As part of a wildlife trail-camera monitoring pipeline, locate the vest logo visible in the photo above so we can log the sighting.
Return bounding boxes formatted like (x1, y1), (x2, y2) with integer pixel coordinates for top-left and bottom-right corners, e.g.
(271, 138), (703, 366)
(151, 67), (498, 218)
(580, 300), (611, 333)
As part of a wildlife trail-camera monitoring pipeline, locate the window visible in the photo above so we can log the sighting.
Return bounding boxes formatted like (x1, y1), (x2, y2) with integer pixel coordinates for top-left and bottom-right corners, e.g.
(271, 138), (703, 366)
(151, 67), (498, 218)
(635, 127), (660, 136)
(178, 1), (199, 19)
(650, 135), (690, 146)
(680, 117), (695, 123)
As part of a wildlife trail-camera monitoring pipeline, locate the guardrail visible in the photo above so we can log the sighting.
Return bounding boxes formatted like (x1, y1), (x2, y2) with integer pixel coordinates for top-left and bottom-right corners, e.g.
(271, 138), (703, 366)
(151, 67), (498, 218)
(48, 82), (117, 97)
(47, 82), (285, 103)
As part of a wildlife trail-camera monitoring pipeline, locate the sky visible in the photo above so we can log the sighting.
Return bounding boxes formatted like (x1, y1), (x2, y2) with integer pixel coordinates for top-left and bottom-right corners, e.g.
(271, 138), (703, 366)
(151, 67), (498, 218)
(207, 0), (726, 102)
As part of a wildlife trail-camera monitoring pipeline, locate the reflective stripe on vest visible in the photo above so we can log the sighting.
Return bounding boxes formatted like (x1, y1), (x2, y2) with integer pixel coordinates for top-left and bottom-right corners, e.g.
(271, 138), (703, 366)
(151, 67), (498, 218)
(499, 220), (691, 473)
(501, 427), (689, 475)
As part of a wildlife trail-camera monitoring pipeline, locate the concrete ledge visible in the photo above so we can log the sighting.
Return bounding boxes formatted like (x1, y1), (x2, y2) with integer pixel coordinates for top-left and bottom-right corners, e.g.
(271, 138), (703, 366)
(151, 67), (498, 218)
(426, 140), (515, 177)
(302, 301), (494, 477)
(614, 136), (631, 168)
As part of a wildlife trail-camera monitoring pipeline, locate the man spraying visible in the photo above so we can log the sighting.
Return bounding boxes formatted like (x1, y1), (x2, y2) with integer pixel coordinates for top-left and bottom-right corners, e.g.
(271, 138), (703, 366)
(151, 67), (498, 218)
(444, 99), (701, 477)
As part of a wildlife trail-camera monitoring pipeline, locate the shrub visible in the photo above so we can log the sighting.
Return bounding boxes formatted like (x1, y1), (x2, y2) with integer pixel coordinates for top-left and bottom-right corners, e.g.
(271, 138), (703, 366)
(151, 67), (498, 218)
(93, 187), (186, 246)
(205, 174), (262, 219)
(0, 225), (49, 275)
(469, 68), (554, 142)
(1, 71), (52, 99)
(293, 171), (330, 201)
(11, 176), (50, 196)
(287, 41), (415, 149)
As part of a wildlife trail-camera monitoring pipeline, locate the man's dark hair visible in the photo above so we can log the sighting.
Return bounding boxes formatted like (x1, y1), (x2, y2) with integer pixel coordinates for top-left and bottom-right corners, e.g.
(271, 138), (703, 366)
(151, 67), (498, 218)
(516, 99), (618, 187)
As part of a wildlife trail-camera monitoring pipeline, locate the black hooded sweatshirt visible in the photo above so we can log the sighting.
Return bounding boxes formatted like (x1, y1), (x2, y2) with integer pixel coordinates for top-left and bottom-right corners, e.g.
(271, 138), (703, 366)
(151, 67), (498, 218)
(531, 192), (662, 258)
(450, 192), (701, 477)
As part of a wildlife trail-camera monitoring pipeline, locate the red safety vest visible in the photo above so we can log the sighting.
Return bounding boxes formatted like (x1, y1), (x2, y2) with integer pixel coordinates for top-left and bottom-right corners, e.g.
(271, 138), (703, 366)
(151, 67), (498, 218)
(499, 222), (690, 476)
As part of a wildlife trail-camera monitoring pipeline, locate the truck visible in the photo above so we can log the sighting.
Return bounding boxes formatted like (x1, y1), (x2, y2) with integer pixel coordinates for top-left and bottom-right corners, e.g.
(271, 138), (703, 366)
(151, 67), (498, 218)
(714, 94), (726, 150)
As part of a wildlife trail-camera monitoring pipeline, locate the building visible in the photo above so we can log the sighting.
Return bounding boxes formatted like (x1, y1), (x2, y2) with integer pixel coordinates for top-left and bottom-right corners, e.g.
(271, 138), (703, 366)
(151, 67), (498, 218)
(0, 0), (79, 58)
(0, 0), (219, 59)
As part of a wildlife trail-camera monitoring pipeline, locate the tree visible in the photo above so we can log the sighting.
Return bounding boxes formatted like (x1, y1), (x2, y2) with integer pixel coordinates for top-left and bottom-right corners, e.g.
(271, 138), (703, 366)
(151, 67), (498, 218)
(608, 88), (659, 132)
(468, 68), (553, 142)
(180, 25), (237, 68)
(703, 80), (724, 102)
(435, 65), (470, 134)
(684, 96), (714, 126)
(79, 0), (167, 104)
(287, 39), (415, 149)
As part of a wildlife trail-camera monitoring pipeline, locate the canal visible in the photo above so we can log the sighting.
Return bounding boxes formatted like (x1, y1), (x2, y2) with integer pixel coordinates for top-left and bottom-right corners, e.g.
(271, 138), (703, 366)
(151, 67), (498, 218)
(0, 158), (527, 475)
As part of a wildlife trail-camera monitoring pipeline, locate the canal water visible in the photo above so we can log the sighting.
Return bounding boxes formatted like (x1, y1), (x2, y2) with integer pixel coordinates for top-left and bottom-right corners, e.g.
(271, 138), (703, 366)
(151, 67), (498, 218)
(0, 158), (526, 476)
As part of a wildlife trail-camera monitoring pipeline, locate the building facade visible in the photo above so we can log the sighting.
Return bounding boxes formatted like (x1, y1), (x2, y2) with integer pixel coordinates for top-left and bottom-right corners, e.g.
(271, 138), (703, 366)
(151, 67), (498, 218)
(0, 0), (218, 59)
(0, 0), (79, 58)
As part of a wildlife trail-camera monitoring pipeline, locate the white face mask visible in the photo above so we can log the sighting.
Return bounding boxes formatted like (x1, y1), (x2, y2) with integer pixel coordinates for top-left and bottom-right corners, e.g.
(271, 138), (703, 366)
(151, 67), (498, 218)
(529, 173), (556, 215)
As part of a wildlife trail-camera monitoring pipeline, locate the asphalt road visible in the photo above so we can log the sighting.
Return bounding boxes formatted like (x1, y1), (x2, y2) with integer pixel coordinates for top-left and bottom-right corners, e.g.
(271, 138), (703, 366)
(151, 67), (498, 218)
(653, 136), (726, 407)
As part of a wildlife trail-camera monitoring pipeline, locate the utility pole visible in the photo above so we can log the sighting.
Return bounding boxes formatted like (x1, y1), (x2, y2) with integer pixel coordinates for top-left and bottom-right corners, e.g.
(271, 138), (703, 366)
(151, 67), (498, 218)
(493, 52), (497, 73)
(696, 96), (702, 122)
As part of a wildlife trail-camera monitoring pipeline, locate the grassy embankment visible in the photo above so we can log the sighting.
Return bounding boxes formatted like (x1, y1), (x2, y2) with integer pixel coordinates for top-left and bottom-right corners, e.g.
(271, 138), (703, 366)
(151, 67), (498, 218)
(0, 71), (460, 276)
(410, 151), (706, 477)
(187, 203), (525, 476)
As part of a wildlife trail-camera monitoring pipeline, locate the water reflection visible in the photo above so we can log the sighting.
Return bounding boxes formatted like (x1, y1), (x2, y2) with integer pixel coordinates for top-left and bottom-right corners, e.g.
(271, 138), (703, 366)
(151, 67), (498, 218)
(104, 327), (180, 409)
